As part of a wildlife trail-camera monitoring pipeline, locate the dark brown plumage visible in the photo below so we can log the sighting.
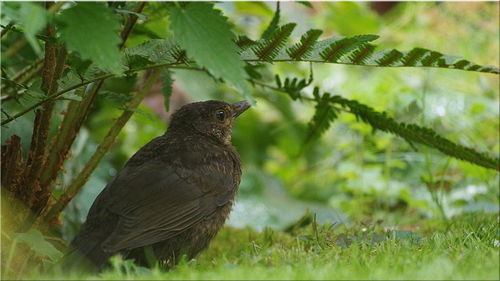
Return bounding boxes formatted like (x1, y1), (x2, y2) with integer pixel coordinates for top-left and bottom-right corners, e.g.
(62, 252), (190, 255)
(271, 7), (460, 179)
(63, 100), (250, 270)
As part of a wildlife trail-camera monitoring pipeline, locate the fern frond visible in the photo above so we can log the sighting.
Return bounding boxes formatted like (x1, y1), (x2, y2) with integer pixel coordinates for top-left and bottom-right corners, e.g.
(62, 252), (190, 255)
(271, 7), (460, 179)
(421, 51), (443, 66)
(375, 49), (404, 66)
(261, 2), (280, 40)
(466, 64), (480, 71)
(252, 23), (296, 61)
(320, 35), (379, 62)
(329, 96), (499, 170)
(304, 90), (339, 145)
(402, 48), (428, 66)
(287, 29), (323, 60)
(453, 59), (470, 69)
(124, 25), (500, 74)
(235, 35), (256, 49)
(348, 43), (376, 64)
(275, 69), (313, 100)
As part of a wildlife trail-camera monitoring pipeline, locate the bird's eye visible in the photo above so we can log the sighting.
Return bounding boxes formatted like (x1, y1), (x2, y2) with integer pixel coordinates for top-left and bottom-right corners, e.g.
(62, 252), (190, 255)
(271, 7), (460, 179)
(215, 110), (226, 121)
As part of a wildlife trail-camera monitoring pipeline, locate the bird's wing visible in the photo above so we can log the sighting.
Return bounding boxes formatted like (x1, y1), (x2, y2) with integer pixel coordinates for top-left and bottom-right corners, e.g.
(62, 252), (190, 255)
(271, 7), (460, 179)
(99, 158), (235, 253)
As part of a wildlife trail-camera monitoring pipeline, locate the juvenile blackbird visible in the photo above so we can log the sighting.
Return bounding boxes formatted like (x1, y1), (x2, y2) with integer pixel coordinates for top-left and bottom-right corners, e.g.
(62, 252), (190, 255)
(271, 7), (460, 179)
(63, 100), (250, 270)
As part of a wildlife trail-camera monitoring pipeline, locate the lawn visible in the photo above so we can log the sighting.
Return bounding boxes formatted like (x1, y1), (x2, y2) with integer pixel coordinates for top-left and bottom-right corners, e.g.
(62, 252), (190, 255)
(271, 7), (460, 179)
(27, 212), (498, 280)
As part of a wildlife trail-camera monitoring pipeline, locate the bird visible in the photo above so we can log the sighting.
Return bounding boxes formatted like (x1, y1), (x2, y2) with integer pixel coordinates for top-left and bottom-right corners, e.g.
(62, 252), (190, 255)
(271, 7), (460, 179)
(62, 100), (250, 271)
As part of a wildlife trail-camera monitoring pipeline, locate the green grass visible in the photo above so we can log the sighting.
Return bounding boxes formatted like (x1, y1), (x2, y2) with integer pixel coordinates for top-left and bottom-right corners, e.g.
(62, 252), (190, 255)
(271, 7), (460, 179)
(25, 212), (498, 280)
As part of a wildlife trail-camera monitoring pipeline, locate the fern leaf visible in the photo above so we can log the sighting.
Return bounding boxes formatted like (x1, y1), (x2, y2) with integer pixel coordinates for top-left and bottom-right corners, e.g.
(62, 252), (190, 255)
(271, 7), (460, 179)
(375, 49), (404, 66)
(304, 91), (338, 145)
(348, 43), (376, 64)
(235, 35), (256, 49)
(261, 2), (280, 40)
(453, 59), (470, 69)
(252, 23), (297, 61)
(421, 51), (443, 66)
(320, 34), (379, 62)
(402, 48), (428, 66)
(287, 29), (323, 60)
(466, 64), (480, 71)
(329, 96), (499, 170)
(274, 73), (313, 100)
(476, 65), (498, 73)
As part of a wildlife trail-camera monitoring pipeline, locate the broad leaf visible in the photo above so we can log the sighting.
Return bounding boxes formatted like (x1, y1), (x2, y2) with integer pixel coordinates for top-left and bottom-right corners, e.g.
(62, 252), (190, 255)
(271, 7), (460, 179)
(2, 2), (47, 55)
(13, 229), (63, 262)
(58, 2), (124, 75)
(169, 2), (251, 102)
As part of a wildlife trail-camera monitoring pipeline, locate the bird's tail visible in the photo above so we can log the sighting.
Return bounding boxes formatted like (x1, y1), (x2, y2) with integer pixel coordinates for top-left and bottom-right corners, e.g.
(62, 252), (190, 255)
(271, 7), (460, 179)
(57, 238), (113, 273)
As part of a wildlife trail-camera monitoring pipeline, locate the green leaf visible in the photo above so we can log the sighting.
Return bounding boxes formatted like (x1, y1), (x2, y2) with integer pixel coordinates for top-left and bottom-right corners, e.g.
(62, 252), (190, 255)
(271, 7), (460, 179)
(253, 23), (296, 61)
(235, 36), (257, 50)
(13, 229), (63, 262)
(20, 3), (47, 55)
(287, 29), (323, 60)
(115, 8), (147, 21)
(2, 2), (47, 55)
(298, 1), (313, 9)
(169, 2), (252, 102)
(162, 70), (173, 112)
(329, 95), (499, 170)
(124, 39), (178, 68)
(261, 2), (280, 40)
(58, 2), (124, 75)
(320, 34), (379, 62)
(304, 91), (338, 145)
(19, 80), (44, 106)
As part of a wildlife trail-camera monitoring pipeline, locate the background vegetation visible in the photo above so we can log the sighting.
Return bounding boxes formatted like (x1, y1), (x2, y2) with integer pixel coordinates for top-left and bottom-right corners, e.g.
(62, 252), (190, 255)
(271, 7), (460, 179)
(1, 1), (498, 280)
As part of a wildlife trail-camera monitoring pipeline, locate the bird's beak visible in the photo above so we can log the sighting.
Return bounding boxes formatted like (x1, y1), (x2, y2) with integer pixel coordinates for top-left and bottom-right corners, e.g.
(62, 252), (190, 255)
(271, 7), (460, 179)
(232, 101), (251, 118)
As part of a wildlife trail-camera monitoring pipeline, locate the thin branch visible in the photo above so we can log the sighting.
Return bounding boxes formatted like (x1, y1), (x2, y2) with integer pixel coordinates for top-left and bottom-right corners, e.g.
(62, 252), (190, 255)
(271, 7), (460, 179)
(43, 68), (163, 223)
(39, 1), (149, 208)
(1, 73), (112, 126)
(1, 59), (44, 100)
(1, 61), (179, 126)
(12, 58), (44, 81)
(119, 2), (146, 49)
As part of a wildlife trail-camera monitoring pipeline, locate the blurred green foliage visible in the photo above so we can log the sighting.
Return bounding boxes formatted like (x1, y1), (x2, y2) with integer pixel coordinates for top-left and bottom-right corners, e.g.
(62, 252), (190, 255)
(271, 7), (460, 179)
(1, 2), (498, 279)
(1, 1), (496, 241)
(53, 2), (499, 238)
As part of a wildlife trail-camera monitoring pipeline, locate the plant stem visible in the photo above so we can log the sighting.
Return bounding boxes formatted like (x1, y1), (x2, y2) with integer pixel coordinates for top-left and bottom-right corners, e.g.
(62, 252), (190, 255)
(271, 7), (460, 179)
(119, 2), (146, 49)
(43, 69), (163, 223)
(21, 23), (59, 215)
(1, 62), (177, 126)
(39, 2), (148, 191)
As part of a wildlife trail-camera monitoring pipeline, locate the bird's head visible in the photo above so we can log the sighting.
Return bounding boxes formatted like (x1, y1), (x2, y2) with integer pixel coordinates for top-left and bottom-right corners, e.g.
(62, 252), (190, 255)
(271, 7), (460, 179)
(168, 100), (251, 145)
